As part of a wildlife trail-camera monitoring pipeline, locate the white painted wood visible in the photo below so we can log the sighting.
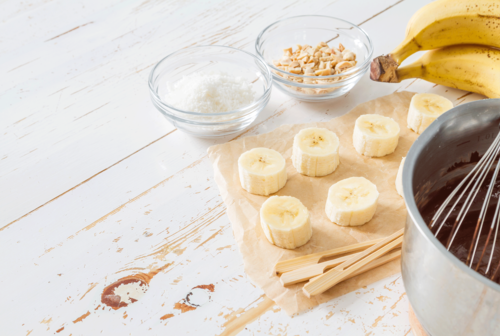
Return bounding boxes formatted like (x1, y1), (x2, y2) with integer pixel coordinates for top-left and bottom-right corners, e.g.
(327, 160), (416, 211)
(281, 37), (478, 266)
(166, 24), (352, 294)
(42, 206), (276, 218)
(0, 0), (483, 335)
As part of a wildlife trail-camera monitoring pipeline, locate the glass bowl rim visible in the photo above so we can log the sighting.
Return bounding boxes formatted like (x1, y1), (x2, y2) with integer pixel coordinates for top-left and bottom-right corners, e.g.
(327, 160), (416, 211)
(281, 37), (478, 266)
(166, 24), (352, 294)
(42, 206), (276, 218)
(148, 45), (272, 117)
(255, 15), (374, 80)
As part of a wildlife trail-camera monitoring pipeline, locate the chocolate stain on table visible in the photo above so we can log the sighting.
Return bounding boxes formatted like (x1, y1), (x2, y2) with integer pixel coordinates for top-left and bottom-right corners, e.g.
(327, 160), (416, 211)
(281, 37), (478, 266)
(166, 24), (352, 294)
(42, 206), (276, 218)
(174, 284), (215, 313)
(101, 264), (171, 309)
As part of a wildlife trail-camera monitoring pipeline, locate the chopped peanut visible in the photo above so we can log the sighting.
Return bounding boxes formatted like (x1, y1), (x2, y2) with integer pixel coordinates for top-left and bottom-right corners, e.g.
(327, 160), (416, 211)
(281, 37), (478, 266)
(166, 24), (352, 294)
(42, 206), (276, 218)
(336, 61), (355, 72)
(272, 41), (358, 95)
(315, 69), (331, 76)
(315, 88), (330, 94)
(304, 68), (315, 75)
(281, 57), (291, 66)
(342, 50), (356, 61)
(297, 52), (309, 60)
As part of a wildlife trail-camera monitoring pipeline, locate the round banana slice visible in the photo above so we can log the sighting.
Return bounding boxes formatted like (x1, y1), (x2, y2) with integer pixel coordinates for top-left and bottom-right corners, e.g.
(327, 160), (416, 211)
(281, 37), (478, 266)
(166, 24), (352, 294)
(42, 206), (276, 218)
(292, 127), (340, 177)
(407, 93), (453, 134)
(260, 196), (312, 249)
(325, 177), (379, 226)
(353, 114), (400, 157)
(395, 157), (406, 197)
(238, 148), (287, 196)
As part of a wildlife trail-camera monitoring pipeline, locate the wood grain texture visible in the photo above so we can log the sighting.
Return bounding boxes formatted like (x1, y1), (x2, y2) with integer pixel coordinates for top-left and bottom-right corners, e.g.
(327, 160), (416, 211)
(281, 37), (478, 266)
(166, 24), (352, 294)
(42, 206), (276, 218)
(0, 0), (484, 335)
(408, 304), (428, 336)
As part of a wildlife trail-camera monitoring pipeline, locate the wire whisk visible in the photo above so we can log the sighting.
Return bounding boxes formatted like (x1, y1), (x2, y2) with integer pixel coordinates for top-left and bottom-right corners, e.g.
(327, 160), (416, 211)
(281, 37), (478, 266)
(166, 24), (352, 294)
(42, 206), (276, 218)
(430, 128), (500, 280)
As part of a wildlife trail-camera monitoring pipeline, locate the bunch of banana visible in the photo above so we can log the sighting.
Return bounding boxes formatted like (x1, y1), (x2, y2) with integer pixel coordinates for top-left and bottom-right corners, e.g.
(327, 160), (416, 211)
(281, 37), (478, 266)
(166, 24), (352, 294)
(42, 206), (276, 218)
(370, 0), (500, 98)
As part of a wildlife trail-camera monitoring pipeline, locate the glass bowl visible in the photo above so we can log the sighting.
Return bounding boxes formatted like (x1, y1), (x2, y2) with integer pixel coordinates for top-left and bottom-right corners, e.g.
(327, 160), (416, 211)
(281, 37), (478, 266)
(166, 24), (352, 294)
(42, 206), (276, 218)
(148, 45), (272, 138)
(255, 15), (373, 102)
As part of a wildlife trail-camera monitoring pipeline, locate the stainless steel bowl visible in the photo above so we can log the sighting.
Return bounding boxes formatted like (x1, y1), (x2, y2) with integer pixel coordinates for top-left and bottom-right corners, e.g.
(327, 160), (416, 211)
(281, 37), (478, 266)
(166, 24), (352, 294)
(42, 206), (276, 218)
(402, 99), (500, 335)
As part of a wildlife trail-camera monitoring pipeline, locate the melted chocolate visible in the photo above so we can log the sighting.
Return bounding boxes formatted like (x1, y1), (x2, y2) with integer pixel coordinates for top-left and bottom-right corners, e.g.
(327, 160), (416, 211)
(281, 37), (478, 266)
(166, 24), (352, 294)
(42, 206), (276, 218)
(421, 159), (500, 284)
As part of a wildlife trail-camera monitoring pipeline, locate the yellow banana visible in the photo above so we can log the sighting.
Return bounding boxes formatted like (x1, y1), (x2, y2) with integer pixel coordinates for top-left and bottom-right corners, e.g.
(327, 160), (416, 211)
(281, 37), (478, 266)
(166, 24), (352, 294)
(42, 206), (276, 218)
(371, 0), (500, 82)
(393, 45), (500, 98)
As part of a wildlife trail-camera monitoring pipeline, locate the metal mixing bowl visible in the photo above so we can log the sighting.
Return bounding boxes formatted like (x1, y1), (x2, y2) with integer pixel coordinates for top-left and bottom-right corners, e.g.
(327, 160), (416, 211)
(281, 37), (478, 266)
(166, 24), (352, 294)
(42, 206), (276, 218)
(402, 99), (500, 335)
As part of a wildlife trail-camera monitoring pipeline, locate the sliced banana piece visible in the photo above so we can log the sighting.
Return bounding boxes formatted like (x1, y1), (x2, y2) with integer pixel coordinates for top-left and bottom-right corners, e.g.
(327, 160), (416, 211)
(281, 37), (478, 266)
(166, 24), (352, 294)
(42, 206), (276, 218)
(292, 128), (340, 177)
(407, 93), (453, 134)
(396, 157), (406, 198)
(238, 148), (287, 196)
(260, 196), (312, 249)
(353, 114), (400, 157)
(325, 177), (379, 226)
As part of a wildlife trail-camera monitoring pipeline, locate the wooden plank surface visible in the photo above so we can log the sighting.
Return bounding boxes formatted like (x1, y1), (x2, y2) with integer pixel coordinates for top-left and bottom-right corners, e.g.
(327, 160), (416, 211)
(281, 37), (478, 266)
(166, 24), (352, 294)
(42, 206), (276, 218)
(0, 0), (482, 335)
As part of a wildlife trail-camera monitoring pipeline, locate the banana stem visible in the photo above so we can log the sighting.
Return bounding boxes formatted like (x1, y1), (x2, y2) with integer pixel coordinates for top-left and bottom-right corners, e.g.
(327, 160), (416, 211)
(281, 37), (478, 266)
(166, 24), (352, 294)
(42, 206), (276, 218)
(370, 54), (399, 83)
(391, 37), (422, 64)
(396, 62), (424, 82)
(370, 38), (422, 83)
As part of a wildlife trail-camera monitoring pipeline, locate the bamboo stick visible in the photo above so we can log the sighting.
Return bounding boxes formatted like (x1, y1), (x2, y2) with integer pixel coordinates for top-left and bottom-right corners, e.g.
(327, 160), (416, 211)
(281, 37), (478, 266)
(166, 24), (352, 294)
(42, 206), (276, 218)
(274, 237), (385, 274)
(280, 245), (401, 286)
(303, 228), (404, 297)
(308, 249), (401, 283)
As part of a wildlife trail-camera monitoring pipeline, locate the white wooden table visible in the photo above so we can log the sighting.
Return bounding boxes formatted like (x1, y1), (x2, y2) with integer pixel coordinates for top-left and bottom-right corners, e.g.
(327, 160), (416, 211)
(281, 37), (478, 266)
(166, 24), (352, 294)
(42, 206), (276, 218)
(0, 0), (481, 335)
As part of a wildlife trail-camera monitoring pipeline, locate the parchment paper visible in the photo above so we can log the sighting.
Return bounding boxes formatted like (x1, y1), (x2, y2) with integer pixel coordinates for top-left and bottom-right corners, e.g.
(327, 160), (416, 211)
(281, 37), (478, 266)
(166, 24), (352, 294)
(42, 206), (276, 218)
(208, 91), (417, 315)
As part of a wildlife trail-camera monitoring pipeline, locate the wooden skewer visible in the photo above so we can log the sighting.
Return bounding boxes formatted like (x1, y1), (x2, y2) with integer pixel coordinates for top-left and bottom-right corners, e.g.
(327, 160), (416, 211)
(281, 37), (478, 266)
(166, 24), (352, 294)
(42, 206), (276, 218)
(308, 249), (401, 283)
(280, 244), (402, 286)
(274, 237), (385, 274)
(280, 252), (362, 286)
(303, 228), (404, 298)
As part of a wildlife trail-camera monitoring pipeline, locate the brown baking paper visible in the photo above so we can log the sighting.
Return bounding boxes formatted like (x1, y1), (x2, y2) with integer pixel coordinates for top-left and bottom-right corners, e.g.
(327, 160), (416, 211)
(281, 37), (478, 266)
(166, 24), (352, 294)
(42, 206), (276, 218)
(208, 91), (417, 315)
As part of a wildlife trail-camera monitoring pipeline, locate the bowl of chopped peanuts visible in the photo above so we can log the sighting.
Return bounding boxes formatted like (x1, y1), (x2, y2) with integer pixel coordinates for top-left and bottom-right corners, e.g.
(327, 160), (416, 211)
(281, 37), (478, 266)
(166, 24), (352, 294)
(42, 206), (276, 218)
(255, 15), (373, 102)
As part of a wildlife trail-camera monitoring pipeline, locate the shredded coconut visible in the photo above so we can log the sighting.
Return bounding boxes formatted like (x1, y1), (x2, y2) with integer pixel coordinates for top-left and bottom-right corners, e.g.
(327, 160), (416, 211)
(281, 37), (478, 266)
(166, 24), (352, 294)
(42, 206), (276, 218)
(165, 71), (256, 113)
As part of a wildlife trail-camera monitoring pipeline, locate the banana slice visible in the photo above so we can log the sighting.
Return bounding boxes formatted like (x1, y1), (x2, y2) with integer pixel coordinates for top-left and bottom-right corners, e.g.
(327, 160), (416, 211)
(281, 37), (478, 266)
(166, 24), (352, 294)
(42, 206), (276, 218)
(325, 177), (379, 226)
(292, 128), (340, 177)
(260, 196), (312, 249)
(353, 114), (400, 157)
(238, 148), (287, 196)
(396, 157), (406, 197)
(407, 93), (453, 134)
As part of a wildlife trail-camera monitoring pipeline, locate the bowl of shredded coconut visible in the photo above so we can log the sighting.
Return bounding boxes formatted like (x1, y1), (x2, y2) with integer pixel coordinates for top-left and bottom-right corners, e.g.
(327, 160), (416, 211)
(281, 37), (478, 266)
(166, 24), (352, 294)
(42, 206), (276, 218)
(149, 45), (272, 137)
